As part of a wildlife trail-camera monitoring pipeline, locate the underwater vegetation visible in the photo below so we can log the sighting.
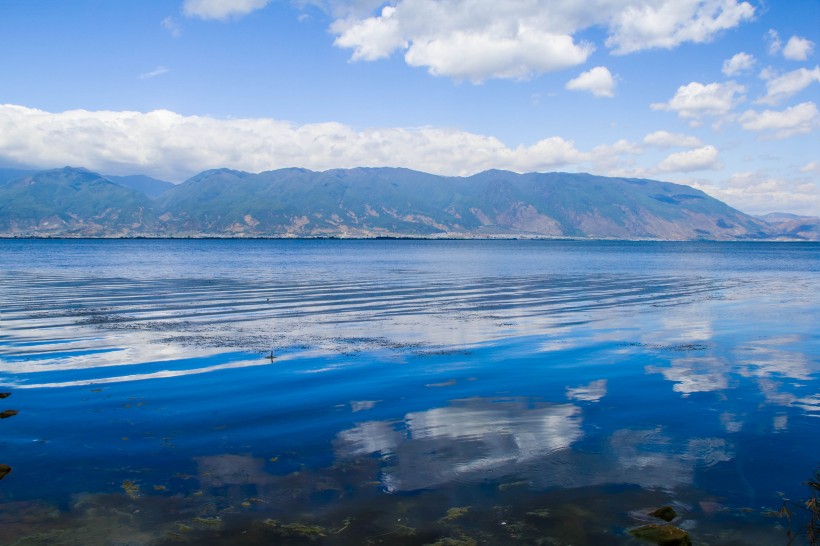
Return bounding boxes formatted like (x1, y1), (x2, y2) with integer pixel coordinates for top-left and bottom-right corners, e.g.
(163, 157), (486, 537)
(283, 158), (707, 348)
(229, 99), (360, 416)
(0, 391), (13, 482)
(781, 467), (820, 546)
(0, 450), (812, 545)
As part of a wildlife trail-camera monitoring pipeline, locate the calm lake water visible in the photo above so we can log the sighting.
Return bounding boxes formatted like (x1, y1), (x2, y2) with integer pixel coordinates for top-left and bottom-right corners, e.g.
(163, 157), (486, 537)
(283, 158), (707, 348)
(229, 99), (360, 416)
(0, 239), (818, 545)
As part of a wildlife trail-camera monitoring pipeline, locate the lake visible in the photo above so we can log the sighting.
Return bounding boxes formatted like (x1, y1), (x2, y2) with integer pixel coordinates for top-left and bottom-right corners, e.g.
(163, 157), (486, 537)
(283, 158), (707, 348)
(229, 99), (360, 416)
(0, 239), (818, 545)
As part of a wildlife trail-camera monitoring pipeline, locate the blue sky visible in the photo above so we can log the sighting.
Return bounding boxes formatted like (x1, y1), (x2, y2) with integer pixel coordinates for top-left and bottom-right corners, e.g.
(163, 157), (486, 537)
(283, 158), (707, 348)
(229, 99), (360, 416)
(0, 0), (818, 215)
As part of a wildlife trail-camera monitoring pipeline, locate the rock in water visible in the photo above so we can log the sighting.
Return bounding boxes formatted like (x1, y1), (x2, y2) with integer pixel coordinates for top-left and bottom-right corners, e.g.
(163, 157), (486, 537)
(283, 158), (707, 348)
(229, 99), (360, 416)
(650, 506), (678, 522)
(629, 523), (691, 545)
(0, 465), (11, 480)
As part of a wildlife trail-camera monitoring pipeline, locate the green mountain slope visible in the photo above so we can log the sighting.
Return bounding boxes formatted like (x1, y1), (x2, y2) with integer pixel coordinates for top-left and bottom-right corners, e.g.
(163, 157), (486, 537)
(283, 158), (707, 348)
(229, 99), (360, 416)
(0, 167), (158, 235)
(0, 166), (799, 240)
(157, 167), (773, 239)
(757, 213), (820, 240)
(107, 174), (175, 199)
(0, 168), (37, 186)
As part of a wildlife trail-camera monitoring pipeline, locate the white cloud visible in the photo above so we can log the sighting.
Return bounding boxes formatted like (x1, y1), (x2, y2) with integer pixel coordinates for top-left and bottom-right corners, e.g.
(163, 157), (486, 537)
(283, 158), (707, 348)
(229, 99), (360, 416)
(643, 130), (703, 148)
(139, 66), (171, 80)
(328, 0), (755, 82)
(604, 0), (755, 55)
(183, 0), (271, 20)
(782, 35), (814, 61)
(332, 5), (406, 61)
(587, 139), (646, 177)
(739, 101), (820, 139)
(800, 161), (820, 174)
(162, 16), (182, 37)
(332, 3), (595, 82)
(403, 28), (592, 82)
(657, 145), (721, 173)
(694, 171), (820, 216)
(0, 104), (589, 182)
(767, 29), (782, 55)
(758, 66), (777, 80)
(566, 66), (616, 97)
(722, 52), (755, 76)
(651, 81), (745, 120)
(757, 66), (820, 105)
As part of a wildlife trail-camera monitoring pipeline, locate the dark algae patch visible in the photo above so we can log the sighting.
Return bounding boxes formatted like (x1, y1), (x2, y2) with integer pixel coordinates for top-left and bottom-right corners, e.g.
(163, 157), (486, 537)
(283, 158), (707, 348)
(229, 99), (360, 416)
(649, 506), (678, 522)
(0, 390), (13, 481)
(629, 523), (692, 545)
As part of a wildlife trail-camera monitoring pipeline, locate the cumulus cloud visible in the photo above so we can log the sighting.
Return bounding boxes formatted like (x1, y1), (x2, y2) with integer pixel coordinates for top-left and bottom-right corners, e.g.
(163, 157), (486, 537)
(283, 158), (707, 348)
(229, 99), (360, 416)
(767, 32), (815, 61)
(656, 145), (721, 172)
(139, 66), (170, 80)
(0, 104), (589, 181)
(328, 0), (755, 82)
(404, 28), (592, 82)
(332, 3), (594, 82)
(757, 66), (820, 105)
(643, 130), (703, 148)
(767, 29), (782, 55)
(739, 102), (820, 139)
(183, 0), (271, 20)
(651, 81), (745, 120)
(694, 171), (820, 216)
(783, 35), (814, 61)
(604, 0), (755, 54)
(586, 139), (646, 177)
(332, 5), (406, 61)
(722, 52), (755, 76)
(566, 66), (616, 97)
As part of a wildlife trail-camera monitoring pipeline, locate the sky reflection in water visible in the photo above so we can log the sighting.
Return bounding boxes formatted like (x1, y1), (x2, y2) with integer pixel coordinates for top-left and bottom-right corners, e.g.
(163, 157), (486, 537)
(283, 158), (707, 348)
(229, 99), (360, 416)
(0, 239), (817, 545)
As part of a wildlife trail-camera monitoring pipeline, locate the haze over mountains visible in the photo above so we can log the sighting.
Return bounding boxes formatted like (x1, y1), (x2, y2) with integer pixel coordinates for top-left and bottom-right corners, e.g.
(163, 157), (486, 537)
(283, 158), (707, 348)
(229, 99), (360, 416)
(0, 166), (817, 240)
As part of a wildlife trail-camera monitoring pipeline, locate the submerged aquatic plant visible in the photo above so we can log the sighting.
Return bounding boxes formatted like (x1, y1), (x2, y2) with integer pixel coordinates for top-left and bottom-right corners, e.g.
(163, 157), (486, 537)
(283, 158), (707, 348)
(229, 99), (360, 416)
(262, 518), (326, 538)
(439, 506), (470, 523)
(629, 523), (691, 546)
(121, 480), (140, 500)
(0, 391), (13, 481)
(781, 467), (820, 546)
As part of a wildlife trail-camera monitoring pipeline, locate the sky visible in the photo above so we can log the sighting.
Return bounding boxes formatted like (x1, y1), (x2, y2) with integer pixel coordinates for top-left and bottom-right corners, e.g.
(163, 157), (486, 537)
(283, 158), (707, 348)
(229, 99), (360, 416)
(0, 0), (818, 216)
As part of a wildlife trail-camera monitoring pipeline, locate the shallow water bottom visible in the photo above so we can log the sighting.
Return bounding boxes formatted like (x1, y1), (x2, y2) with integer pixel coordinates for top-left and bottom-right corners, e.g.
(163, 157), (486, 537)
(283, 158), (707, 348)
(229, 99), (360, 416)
(0, 469), (799, 546)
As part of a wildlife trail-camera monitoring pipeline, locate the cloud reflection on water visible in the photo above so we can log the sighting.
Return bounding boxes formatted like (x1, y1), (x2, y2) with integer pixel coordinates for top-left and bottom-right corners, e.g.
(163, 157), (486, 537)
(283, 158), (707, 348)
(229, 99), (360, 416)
(335, 397), (736, 494)
(646, 356), (730, 395)
(336, 397), (584, 492)
(566, 379), (608, 402)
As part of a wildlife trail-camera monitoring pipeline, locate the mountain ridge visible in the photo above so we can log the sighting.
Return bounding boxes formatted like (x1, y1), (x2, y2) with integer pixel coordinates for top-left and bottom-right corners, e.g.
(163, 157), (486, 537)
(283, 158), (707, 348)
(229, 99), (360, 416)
(0, 166), (816, 240)
(0, 167), (157, 236)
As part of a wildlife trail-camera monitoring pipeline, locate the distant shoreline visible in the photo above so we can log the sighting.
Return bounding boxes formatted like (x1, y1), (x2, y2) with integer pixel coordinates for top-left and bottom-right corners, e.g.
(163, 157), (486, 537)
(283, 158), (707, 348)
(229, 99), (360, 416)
(1, 235), (816, 243)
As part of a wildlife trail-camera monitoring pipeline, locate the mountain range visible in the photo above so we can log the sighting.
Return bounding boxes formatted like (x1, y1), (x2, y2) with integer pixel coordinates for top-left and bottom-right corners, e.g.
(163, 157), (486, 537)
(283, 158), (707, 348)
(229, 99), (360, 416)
(0, 166), (817, 240)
